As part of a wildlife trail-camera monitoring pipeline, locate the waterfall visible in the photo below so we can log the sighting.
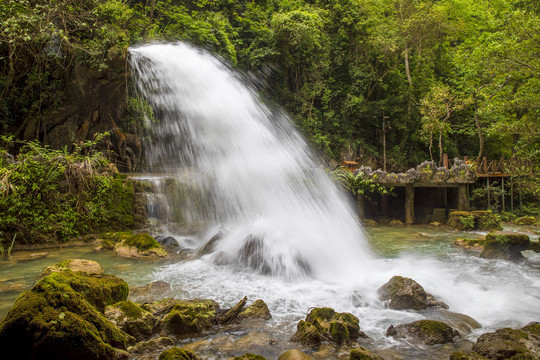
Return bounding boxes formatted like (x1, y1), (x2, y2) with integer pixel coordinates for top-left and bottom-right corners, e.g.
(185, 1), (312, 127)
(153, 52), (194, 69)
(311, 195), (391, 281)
(129, 42), (370, 279)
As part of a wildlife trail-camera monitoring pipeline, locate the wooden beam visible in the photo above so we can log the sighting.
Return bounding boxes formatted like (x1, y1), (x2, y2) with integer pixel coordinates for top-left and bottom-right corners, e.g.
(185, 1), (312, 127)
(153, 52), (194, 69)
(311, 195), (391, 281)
(405, 183), (414, 225)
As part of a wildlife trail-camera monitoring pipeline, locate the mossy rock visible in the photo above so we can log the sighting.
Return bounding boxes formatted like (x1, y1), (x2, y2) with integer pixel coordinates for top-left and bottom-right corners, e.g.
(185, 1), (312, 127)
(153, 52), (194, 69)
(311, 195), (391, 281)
(480, 231), (530, 260)
(377, 275), (447, 310)
(0, 263), (133, 359)
(515, 216), (537, 226)
(105, 300), (156, 341)
(277, 349), (314, 360)
(472, 327), (538, 359)
(386, 319), (459, 345)
(234, 354), (268, 360)
(454, 238), (485, 250)
(156, 298), (219, 337)
(292, 307), (361, 345)
(100, 232), (167, 258)
(42, 258), (104, 276)
(349, 347), (385, 360)
(449, 351), (487, 360)
(238, 299), (272, 321)
(447, 211), (474, 230)
(159, 347), (201, 360)
(129, 336), (174, 354)
(472, 211), (503, 231)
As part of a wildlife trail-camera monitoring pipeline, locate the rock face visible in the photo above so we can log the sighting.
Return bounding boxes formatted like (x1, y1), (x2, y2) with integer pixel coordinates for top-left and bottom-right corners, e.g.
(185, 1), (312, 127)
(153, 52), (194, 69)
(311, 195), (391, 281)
(377, 276), (448, 310)
(386, 320), (460, 345)
(349, 347), (385, 360)
(291, 307), (363, 346)
(0, 262), (132, 359)
(480, 231), (530, 260)
(238, 299), (272, 321)
(159, 347), (201, 360)
(100, 232), (168, 258)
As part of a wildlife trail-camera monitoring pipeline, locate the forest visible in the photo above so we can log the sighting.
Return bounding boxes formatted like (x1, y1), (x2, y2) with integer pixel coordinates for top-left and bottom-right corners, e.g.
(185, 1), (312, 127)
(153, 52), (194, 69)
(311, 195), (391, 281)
(1, 0), (538, 167)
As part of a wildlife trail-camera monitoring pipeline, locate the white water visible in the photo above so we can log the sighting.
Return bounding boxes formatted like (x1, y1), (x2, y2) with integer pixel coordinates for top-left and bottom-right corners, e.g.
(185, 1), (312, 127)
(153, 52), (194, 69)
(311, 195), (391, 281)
(129, 43), (540, 353)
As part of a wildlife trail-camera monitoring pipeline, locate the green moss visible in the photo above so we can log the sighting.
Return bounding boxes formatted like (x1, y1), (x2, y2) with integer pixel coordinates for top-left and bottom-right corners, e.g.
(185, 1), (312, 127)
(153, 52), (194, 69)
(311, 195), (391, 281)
(485, 232), (529, 247)
(124, 233), (160, 251)
(234, 354), (268, 360)
(119, 300), (143, 319)
(515, 216), (536, 226)
(413, 320), (451, 335)
(522, 323), (540, 336)
(292, 307), (360, 345)
(0, 263), (133, 358)
(329, 320), (350, 344)
(159, 347), (200, 360)
(161, 299), (218, 336)
(460, 215), (476, 230)
(350, 347), (385, 360)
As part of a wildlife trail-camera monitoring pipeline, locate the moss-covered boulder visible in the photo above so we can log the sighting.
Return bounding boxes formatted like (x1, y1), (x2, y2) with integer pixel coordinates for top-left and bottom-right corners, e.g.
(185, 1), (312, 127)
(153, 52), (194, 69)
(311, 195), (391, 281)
(291, 307), (362, 346)
(480, 231), (530, 260)
(349, 347), (385, 360)
(238, 299), (272, 321)
(447, 211), (502, 231)
(0, 263), (133, 359)
(472, 326), (540, 359)
(41, 258), (104, 276)
(105, 300), (156, 341)
(277, 349), (314, 360)
(454, 237), (485, 250)
(386, 319), (460, 345)
(449, 351), (487, 360)
(100, 232), (168, 258)
(129, 337), (174, 355)
(377, 276), (448, 310)
(515, 216), (537, 226)
(234, 354), (268, 360)
(148, 298), (219, 337)
(159, 347), (201, 360)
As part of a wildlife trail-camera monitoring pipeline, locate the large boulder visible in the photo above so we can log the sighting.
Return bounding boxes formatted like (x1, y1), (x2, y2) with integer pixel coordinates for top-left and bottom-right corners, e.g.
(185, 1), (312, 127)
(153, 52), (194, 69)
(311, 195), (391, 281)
(386, 319), (460, 345)
(291, 307), (364, 346)
(447, 211), (502, 231)
(480, 231), (530, 260)
(0, 262), (133, 359)
(41, 258), (104, 276)
(377, 276), (448, 310)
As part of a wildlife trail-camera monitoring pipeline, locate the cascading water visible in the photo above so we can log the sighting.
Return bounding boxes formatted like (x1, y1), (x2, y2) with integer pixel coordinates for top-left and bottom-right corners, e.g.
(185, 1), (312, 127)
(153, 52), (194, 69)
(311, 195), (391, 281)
(128, 42), (540, 358)
(130, 42), (371, 280)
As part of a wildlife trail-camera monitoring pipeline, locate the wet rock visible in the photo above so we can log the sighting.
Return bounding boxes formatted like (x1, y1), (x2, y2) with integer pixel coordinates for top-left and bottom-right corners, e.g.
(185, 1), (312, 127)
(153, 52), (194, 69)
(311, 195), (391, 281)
(514, 216), (537, 226)
(159, 347), (201, 360)
(105, 300), (156, 341)
(350, 347), (385, 360)
(129, 337), (174, 354)
(377, 276), (448, 310)
(0, 261), (133, 359)
(149, 298), (219, 337)
(472, 324), (540, 359)
(41, 258), (104, 276)
(447, 211), (502, 231)
(156, 236), (182, 253)
(234, 353), (268, 360)
(9, 251), (49, 262)
(278, 349), (313, 360)
(389, 219), (404, 226)
(454, 237), (485, 251)
(217, 296), (248, 325)
(430, 221), (442, 227)
(292, 307), (364, 346)
(386, 319), (460, 345)
(100, 232), (168, 258)
(480, 231), (530, 260)
(471, 211), (503, 231)
(449, 351), (487, 359)
(447, 211), (476, 231)
(239, 299), (272, 321)
(199, 227), (226, 255)
(130, 280), (172, 302)
(428, 309), (482, 335)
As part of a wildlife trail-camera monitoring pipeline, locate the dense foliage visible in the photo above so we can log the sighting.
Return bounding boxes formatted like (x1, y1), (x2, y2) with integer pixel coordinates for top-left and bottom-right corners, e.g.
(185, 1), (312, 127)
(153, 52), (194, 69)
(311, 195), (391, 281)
(1, 0), (538, 169)
(0, 135), (137, 246)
